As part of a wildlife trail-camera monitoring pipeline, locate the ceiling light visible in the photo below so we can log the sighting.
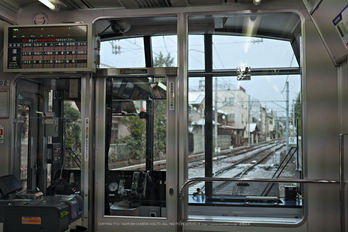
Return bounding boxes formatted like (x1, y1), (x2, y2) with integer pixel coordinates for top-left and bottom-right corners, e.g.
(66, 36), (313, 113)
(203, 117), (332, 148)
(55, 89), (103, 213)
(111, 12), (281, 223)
(253, 0), (262, 5)
(39, 0), (59, 11)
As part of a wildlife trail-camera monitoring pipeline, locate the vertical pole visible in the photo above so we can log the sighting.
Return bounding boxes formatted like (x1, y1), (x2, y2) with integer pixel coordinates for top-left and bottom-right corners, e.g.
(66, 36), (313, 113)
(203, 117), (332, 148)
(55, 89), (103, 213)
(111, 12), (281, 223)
(204, 34), (213, 198)
(214, 77), (218, 152)
(292, 100), (295, 135)
(177, 13), (188, 224)
(339, 134), (345, 232)
(286, 81), (289, 154)
(81, 74), (92, 228)
(144, 36), (154, 171)
(248, 95), (250, 146)
(145, 101), (154, 171)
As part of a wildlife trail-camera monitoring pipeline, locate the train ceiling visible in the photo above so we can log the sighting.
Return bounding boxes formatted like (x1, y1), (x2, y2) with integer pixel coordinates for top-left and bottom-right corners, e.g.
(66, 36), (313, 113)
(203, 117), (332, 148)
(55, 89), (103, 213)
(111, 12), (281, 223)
(0, 0), (266, 10)
(0, 0), (301, 62)
(0, 0), (300, 41)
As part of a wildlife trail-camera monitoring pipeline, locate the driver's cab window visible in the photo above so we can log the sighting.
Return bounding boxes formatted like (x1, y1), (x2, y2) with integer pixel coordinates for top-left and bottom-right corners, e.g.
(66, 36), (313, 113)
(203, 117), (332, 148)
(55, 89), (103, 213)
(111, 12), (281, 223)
(104, 77), (168, 217)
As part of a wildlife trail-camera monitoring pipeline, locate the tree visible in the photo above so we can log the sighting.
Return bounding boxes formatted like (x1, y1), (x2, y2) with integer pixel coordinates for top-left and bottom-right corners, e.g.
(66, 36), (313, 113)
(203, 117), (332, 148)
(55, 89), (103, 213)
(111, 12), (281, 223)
(113, 52), (174, 161)
(63, 101), (81, 168)
(293, 92), (301, 120)
(64, 102), (81, 152)
(154, 52), (174, 67)
(292, 92), (301, 135)
(119, 115), (146, 160)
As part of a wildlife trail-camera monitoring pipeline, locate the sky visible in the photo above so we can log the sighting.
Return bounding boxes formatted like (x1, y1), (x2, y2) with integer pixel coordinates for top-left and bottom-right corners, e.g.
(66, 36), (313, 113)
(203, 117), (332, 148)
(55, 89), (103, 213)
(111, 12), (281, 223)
(100, 35), (301, 117)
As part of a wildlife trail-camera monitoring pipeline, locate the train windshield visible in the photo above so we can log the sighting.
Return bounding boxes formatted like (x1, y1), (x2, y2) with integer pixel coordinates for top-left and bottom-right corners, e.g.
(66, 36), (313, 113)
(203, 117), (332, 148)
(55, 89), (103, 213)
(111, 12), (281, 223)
(187, 13), (303, 222)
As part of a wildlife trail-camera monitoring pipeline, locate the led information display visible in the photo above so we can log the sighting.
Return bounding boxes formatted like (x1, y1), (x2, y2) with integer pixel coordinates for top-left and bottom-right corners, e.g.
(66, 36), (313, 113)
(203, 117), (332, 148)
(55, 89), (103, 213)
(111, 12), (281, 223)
(4, 24), (96, 72)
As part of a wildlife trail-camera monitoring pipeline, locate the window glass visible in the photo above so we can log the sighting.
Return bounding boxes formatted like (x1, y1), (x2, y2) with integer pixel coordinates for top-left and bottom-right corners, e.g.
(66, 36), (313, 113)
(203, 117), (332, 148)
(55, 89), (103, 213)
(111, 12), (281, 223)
(105, 77), (167, 217)
(100, 38), (145, 68)
(152, 36), (177, 67)
(188, 74), (302, 220)
(187, 12), (302, 222)
(189, 35), (205, 70)
(213, 36), (298, 69)
(18, 105), (29, 191)
(63, 100), (82, 169)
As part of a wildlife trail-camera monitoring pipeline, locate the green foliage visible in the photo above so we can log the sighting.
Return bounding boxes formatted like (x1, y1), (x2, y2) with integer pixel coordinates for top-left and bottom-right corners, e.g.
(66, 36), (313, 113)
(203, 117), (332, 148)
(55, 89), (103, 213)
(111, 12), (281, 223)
(154, 52), (174, 68)
(119, 115), (146, 160)
(154, 101), (166, 156)
(153, 51), (173, 157)
(112, 52), (173, 161)
(292, 92), (301, 135)
(64, 102), (81, 152)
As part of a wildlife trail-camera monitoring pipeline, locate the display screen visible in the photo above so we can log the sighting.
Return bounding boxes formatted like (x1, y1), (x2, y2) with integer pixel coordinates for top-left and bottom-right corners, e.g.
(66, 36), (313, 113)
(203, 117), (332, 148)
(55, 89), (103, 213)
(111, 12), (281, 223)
(6, 25), (89, 70)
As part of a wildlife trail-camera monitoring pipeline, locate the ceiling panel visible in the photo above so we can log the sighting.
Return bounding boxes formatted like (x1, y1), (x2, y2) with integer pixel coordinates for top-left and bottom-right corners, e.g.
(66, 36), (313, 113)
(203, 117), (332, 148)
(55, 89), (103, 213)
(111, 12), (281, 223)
(310, 0), (348, 64)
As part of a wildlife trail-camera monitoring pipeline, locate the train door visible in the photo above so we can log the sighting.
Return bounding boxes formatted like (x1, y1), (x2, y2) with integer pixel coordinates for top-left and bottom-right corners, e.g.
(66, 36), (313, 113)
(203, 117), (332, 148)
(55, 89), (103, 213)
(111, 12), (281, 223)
(94, 68), (178, 232)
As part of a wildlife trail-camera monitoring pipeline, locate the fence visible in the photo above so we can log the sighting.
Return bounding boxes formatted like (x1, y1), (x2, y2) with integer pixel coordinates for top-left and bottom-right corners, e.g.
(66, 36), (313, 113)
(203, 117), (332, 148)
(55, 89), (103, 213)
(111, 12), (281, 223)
(109, 144), (129, 161)
(192, 135), (231, 154)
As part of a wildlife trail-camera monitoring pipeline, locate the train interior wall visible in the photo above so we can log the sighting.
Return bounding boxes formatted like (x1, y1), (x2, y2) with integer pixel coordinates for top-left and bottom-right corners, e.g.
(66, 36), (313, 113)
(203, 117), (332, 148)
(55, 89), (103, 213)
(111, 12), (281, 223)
(0, 0), (347, 232)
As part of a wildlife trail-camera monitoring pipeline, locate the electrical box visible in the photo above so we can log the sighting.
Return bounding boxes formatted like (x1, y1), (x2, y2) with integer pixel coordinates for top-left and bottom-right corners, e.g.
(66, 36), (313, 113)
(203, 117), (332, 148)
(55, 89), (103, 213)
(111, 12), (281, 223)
(285, 186), (297, 202)
(3, 198), (70, 232)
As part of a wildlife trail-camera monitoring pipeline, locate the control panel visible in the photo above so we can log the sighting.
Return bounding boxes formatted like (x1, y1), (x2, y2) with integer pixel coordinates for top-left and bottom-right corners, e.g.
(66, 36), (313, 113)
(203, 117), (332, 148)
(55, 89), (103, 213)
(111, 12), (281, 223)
(106, 171), (166, 207)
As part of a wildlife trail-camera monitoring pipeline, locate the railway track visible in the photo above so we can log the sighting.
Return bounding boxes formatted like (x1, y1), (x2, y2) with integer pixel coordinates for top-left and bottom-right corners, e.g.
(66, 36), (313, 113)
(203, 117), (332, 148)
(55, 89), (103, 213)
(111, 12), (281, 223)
(114, 140), (280, 171)
(211, 143), (285, 193)
(188, 142), (286, 193)
(188, 141), (278, 169)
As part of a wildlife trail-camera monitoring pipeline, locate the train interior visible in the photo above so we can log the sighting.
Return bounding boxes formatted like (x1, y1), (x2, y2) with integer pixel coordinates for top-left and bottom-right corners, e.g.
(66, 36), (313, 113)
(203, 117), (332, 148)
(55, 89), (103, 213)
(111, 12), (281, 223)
(0, 0), (347, 232)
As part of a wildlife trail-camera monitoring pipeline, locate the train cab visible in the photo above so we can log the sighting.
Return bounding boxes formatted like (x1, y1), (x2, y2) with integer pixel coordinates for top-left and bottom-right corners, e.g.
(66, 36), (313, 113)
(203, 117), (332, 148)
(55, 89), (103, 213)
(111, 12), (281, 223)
(0, 0), (347, 232)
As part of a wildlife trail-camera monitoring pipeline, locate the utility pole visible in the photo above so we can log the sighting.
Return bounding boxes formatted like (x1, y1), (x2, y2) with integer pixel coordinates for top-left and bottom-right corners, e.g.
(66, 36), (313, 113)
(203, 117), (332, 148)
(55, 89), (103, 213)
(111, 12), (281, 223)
(248, 95), (250, 146)
(292, 100), (295, 135)
(286, 81), (289, 154)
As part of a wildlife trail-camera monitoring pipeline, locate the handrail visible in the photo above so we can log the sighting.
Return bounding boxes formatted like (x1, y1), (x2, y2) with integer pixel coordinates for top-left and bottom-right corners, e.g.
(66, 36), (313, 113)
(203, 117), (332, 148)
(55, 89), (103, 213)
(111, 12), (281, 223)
(179, 177), (342, 231)
(179, 177), (339, 198)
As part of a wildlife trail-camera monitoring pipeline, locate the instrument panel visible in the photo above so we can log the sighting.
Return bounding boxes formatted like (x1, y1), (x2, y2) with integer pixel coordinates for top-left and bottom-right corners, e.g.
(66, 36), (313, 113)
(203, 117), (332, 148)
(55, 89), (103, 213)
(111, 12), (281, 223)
(105, 170), (166, 207)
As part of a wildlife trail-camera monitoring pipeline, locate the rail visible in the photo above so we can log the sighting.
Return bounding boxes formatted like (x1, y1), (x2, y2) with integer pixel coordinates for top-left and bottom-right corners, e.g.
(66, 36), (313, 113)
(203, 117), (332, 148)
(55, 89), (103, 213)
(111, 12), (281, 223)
(178, 134), (346, 232)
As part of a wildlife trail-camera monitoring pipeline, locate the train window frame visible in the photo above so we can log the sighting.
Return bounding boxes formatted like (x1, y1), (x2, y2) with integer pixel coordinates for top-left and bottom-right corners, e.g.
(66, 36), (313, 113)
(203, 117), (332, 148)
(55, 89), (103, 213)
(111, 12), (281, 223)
(185, 12), (303, 225)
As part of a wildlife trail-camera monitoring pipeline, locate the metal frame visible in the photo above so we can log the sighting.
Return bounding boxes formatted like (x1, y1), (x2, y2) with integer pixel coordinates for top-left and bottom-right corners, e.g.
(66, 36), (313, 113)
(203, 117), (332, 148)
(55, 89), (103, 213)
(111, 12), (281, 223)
(177, 12), (189, 226)
(93, 68), (178, 232)
(204, 33), (213, 198)
(81, 73), (93, 228)
(339, 134), (346, 232)
(189, 67), (301, 77)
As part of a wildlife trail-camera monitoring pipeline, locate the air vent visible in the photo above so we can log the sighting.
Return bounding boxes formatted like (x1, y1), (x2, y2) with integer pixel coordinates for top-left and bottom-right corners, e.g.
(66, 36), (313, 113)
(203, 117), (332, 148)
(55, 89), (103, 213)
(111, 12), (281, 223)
(118, 0), (172, 8)
(61, 0), (93, 9)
